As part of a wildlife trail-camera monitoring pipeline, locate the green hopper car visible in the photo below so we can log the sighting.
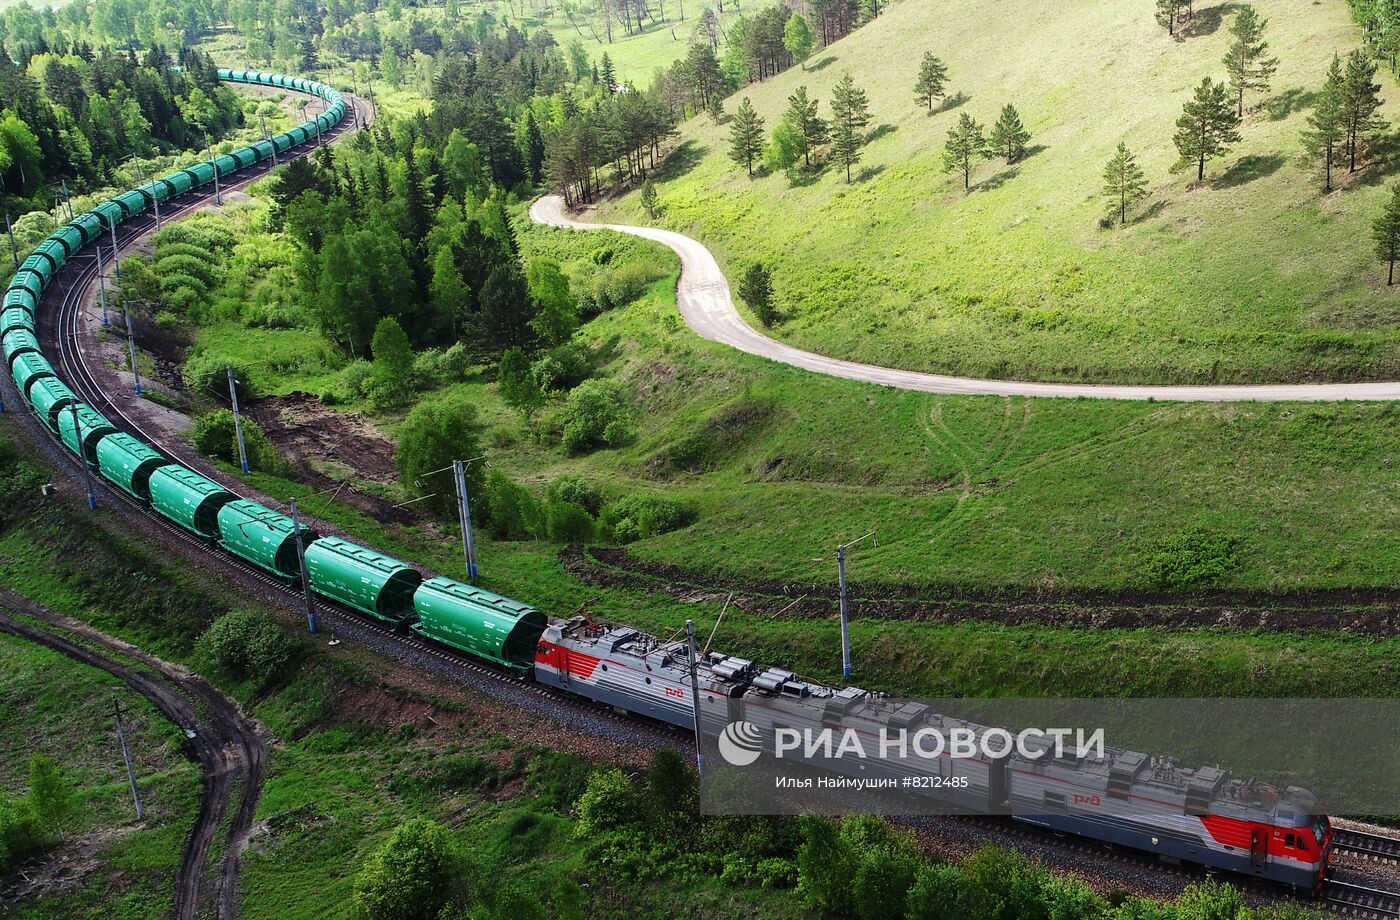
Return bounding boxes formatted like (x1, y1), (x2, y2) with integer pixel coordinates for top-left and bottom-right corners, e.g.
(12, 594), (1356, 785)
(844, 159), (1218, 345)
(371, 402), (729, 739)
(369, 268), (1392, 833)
(149, 465), (235, 538)
(411, 577), (548, 673)
(217, 499), (318, 580)
(304, 536), (422, 623)
(57, 404), (117, 465)
(96, 433), (168, 501)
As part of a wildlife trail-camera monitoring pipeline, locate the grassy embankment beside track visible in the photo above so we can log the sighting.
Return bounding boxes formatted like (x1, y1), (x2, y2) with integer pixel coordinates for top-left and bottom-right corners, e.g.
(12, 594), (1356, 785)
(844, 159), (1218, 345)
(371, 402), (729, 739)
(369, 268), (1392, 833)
(596, 0), (1400, 384)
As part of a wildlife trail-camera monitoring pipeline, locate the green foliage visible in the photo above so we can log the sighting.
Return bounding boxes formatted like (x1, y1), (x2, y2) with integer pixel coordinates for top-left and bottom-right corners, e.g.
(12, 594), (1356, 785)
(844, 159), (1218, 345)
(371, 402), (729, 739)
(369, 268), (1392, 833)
(574, 768), (648, 838)
(646, 748), (696, 814)
(25, 756), (72, 844)
(353, 818), (464, 920)
(1173, 77), (1242, 182)
(729, 97), (767, 175)
(0, 796), (41, 872)
(1223, 6), (1278, 117)
(387, 755), (504, 802)
(1374, 182), (1400, 284)
(640, 178), (661, 219)
(914, 52), (949, 111)
(600, 493), (694, 543)
(988, 104), (1030, 164)
(396, 393), (485, 520)
(738, 262), (777, 327)
(182, 354), (254, 401)
(526, 259), (579, 347)
(830, 71), (873, 182)
(1103, 141), (1149, 226)
(546, 499), (595, 543)
(1144, 526), (1243, 589)
(547, 476), (604, 516)
(1301, 55), (1346, 192)
(559, 379), (634, 453)
(195, 609), (299, 687)
(370, 317), (415, 409)
(485, 469), (544, 540)
(499, 346), (544, 422)
(1174, 880), (1246, 920)
(783, 14), (814, 66)
(190, 409), (283, 472)
(531, 342), (594, 392)
(943, 112), (988, 190)
(796, 817), (855, 914)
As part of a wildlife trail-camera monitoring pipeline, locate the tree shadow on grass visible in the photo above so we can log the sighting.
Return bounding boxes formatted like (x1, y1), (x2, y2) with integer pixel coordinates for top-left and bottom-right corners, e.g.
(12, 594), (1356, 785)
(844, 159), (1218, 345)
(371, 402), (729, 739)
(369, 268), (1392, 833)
(1136, 199), (1169, 222)
(806, 55), (838, 72)
(1211, 152), (1285, 189)
(1263, 87), (1318, 121)
(932, 92), (968, 115)
(866, 123), (898, 144)
(785, 167), (824, 188)
(973, 166), (1019, 192)
(1014, 143), (1048, 163)
(855, 164), (886, 183)
(1354, 131), (1400, 186)
(656, 140), (707, 182)
(1179, 2), (1240, 38)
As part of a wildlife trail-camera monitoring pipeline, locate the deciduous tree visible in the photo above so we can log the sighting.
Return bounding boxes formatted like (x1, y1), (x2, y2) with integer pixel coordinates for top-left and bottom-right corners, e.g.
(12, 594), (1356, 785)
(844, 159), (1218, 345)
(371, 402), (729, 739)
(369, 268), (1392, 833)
(830, 71), (872, 182)
(913, 52), (948, 112)
(1102, 141), (1148, 225)
(1173, 77), (1241, 182)
(499, 346), (544, 421)
(370, 316), (414, 407)
(988, 104), (1030, 163)
(1222, 6), (1278, 117)
(783, 14), (814, 69)
(728, 97), (766, 175)
(942, 112), (987, 190)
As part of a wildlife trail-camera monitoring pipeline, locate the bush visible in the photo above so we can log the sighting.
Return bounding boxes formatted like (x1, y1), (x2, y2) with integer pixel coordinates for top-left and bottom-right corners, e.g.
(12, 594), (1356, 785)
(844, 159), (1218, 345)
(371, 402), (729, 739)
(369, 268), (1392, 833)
(0, 797), (41, 871)
(546, 499), (595, 543)
(195, 609), (298, 686)
(353, 818), (465, 920)
(547, 475), (603, 515)
(190, 409), (282, 471)
(182, 354), (254, 401)
(396, 393), (485, 520)
(486, 470), (543, 540)
(339, 359), (374, 398)
(523, 751), (592, 813)
(559, 379), (633, 453)
(600, 493), (694, 543)
(531, 342), (593, 392)
(1143, 526), (1242, 590)
(575, 768), (648, 838)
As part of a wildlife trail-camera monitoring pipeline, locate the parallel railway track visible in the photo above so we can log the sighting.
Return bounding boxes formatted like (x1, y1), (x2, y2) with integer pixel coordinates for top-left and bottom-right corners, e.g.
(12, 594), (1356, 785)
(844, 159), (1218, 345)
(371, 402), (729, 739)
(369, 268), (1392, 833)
(1337, 830), (1400, 865)
(1324, 879), (1400, 917)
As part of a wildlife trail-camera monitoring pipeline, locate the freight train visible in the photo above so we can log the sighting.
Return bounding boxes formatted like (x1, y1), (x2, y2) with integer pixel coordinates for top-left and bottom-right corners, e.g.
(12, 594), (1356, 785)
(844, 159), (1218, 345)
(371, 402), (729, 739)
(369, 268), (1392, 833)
(0, 68), (1334, 895)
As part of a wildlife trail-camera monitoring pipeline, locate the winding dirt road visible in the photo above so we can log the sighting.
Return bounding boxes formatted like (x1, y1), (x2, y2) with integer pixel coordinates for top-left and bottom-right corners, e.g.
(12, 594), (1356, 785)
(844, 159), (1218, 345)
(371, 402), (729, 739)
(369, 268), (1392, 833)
(0, 592), (265, 920)
(530, 194), (1400, 403)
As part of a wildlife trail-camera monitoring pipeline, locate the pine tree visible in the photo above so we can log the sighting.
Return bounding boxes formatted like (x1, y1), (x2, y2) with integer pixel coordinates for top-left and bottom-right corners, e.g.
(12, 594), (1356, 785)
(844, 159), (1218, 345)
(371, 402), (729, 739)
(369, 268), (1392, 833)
(942, 112), (987, 190)
(988, 104), (1031, 163)
(914, 52), (949, 112)
(640, 178), (660, 218)
(728, 97), (766, 175)
(1222, 6), (1278, 117)
(1102, 141), (1148, 226)
(1301, 55), (1346, 193)
(1155, 0), (1177, 35)
(830, 72), (872, 183)
(1375, 182), (1400, 285)
(1341, 49), (1386, 173)
(1173, 77), (1241, 182)
(784, 15), (814, 70)
(737, 262), (776, 326)
(600, 53), (616, 93)
(785, 85), (829, 168)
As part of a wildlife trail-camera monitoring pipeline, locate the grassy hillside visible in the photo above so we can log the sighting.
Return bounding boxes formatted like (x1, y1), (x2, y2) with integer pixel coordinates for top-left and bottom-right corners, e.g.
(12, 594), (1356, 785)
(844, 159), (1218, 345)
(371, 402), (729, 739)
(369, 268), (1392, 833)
(596, 0), (1400, 384)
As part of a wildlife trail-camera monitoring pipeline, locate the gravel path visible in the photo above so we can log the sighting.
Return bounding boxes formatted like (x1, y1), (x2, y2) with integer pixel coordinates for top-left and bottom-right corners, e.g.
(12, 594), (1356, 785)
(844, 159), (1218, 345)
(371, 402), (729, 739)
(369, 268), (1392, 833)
(529, 194), (1400, 403)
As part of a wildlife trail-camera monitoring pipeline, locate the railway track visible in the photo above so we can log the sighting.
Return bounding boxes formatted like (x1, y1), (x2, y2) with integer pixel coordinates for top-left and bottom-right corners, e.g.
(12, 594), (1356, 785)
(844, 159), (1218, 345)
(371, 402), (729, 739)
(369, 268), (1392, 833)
(1337, 829), (1400, 865)
(1324, 879), (1400, 917)
(13, 73), (1400, 920)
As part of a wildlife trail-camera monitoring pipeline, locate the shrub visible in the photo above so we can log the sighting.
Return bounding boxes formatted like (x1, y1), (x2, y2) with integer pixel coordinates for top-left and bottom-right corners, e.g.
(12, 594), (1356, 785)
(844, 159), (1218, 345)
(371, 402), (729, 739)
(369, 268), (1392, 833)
(547, 475), (603, 515)
(190, 409), (281, 471)
(353, 818), (464, 920)
(486, 470), (543, 540)
(182, 354), (254, 401)
(601, 259), (667, 309)
(154, 253), (216, 287)
(560, 379), (633, 453)
(0, 797), (41, 871)
(339, 359), (374, 398)
(196, 609), (298, 686)
(1143, 526), (1242, 590)
(575, 768), (648, 838)
(546, 499), (595, 543)
(600, 493), (694, 543)
(796, 817), (855, 915)
(531, 342), (593, 392)
(523, 751), (592, 812)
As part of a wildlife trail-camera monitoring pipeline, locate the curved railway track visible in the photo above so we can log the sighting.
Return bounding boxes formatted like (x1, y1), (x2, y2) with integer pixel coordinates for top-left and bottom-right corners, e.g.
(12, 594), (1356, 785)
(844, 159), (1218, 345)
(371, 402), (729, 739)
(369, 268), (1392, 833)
(11, 72), (1400, 920)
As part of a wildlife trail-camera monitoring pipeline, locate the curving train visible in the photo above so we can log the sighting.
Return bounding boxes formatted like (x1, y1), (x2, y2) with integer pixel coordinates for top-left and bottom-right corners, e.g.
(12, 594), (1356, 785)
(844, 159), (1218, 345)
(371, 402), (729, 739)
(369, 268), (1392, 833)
(0, 68), (1334, 896)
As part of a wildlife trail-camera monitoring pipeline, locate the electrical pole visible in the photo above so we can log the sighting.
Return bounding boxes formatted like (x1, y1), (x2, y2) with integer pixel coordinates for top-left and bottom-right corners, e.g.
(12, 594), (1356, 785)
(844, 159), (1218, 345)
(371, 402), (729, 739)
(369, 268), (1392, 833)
(290, 498), (318, 633)
(96, 242), (110, 328)
(453, 459), (478, 580)
(206, 131), (221, 206)
(259, 115), (277, 170)
(60, 179), (73, 220)
(70, 403), (95, 509)
(227, 367), (249, 473)
(6, 214), (17, 270)
(687, 619), (706, 777)
(108, 213), (121, 279)
(122, 299), (142, 396)
(837, 544), (851, 678)
(113, 698), (144, 821)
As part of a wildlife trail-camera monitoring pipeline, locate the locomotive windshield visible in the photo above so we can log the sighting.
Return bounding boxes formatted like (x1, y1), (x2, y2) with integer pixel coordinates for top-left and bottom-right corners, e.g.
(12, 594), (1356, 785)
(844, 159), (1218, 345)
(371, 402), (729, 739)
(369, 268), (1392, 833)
(1313, 815), (1331, 844)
